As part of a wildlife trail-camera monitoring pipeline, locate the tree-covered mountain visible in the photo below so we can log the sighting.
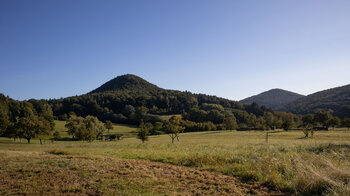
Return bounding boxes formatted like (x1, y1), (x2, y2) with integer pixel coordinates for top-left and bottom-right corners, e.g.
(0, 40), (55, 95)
(90, 74), (161, 93)
(240, 89), (305, 110)
(281, 84), (350, 118)
(48, 74), (275, 126)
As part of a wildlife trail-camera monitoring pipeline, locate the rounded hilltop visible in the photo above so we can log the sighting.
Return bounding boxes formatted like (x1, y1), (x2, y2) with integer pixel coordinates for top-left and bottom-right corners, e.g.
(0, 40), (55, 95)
(90, 74), (161, 93)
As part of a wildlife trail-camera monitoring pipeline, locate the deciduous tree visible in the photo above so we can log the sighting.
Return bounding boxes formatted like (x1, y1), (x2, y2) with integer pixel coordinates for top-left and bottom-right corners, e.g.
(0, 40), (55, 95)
(165, 116), (184, 144)
(65, 115), (106, 142)
(224, 117), (237, 130)
(104, 120), (113, 133)
(137, 121), (149, 143)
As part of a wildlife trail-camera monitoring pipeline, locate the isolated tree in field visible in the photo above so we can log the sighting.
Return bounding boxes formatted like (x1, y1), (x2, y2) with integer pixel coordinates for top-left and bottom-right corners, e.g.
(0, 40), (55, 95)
(341, 118), (350, 130)
(137, 121), (149, 143)
(16, 116), (37, 143)
(65, 115), (84, 139)
(302, 125), (315, 138)
(65, 115), (96, 142)
(65, 115), (106, 142)
(165, 116), (185, 144)
(224, 117), (237, 130)
(302, 114), (316, 138)
(16, 116), (51, 143)
(85, 116), (107, 139)
(104, 120), (113, 133)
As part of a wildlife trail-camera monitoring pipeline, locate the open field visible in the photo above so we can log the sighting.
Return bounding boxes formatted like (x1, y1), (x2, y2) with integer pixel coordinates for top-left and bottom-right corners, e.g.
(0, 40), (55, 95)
(0, 150), (277, 195)
(52, 120), (138, 139)
(1, 129), (350, 195)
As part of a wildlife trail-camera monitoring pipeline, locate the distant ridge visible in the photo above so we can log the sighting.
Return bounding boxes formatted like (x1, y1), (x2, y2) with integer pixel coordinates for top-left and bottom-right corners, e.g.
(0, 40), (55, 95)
(90, 74), (161, 93)
(282, 84), (350, 118)
(240, 89), (305, 110)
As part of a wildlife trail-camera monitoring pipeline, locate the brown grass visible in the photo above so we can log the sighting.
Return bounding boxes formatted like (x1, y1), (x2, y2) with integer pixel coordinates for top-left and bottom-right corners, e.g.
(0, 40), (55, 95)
(0, 150), (283, 195)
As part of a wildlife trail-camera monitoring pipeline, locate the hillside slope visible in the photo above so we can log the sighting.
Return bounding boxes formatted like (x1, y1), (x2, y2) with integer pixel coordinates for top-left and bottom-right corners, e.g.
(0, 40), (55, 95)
(282, 84), (350, 118)
(240, 88), (304, 109)
(49, 74), (273, 125)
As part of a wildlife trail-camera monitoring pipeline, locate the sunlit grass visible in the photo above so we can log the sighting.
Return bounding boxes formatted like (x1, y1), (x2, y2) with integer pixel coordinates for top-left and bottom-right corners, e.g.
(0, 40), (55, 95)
(51, 120), (138, 139)
(1, 129), (350, 194)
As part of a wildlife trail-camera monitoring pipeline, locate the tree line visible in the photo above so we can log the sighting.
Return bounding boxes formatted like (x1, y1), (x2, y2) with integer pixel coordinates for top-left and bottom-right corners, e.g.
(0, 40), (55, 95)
(2, 91), (350, 144)
(47, 88), (273, 125)
(0, 94), (55, 143)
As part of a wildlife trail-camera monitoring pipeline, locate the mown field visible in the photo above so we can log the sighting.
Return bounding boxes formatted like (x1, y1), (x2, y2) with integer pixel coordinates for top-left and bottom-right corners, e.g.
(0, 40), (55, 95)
(1, 122), (350, 195)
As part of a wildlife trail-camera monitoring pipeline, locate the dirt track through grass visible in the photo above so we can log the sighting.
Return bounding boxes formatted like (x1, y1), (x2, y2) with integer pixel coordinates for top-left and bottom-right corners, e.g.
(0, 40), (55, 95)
(0, 150), (283, 195)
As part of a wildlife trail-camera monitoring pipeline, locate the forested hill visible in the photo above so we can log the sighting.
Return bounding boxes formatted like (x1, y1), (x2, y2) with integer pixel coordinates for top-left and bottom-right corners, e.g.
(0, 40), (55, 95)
(240, 89), (304, 110)
(48, 74), (274, 125)
(90, 74), (161, 93)
(281, 84), (350, 118)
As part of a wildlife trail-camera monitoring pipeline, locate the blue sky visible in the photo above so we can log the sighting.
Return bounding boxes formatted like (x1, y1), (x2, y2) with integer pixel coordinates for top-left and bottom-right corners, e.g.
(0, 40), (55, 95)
(1, 0), (349, 101)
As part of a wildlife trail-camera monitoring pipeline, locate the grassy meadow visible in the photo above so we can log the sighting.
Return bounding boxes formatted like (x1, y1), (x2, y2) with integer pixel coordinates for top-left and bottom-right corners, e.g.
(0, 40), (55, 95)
(1, 122), (350, 195)
(53, 120), (139, 139)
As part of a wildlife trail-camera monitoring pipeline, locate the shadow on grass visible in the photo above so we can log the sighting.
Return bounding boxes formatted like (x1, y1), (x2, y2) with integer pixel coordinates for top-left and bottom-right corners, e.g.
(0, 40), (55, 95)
(269, 131), (285, 134)
(296, 136), (311, 139)
(201, 131), (226, 134)
(307, 143), (350, 153)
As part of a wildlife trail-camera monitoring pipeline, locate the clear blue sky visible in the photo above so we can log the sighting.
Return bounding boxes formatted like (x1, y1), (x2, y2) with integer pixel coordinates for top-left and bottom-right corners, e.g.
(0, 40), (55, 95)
(1, 0), (350, 101)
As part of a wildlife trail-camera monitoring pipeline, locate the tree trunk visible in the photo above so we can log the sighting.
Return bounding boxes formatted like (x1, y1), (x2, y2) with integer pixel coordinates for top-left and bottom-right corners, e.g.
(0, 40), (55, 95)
(40, 138), (42, 145)
(27, 138), (31, 143)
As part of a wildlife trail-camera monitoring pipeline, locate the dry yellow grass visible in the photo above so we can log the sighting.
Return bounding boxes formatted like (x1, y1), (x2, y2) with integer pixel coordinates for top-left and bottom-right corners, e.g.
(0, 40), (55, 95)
(0, 150), (281, 195)
(1, 129), (350, 195)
